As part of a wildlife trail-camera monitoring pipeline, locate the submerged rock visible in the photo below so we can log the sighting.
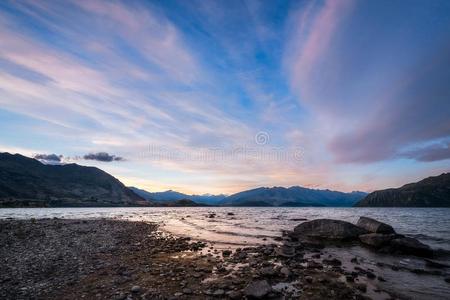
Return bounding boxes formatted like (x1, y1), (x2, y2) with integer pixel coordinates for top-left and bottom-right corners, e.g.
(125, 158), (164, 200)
(357, 217), (395, 234)
(244, 280), (272, 299)
(293, 219), (368, 240)
(359, 233), (397, 248)
(389, 237), (432, 257)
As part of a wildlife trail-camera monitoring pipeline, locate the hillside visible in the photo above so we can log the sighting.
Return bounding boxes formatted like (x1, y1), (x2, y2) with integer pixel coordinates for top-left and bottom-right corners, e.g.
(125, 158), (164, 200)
(355, 173), (450, 207)
(221, 186), (366, 207)
(0, 152), (150, 207)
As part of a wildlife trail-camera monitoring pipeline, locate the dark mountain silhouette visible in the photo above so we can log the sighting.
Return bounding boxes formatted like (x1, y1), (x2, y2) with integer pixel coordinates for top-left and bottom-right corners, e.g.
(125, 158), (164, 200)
(355, 173), (450, 207)
(221, 186), (366, 207)
(0, 152), (150, 207)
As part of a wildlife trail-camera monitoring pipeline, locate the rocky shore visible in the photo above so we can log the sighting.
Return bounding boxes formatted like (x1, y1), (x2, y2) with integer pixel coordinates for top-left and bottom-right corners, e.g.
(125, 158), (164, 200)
(1, 217), (449, 299)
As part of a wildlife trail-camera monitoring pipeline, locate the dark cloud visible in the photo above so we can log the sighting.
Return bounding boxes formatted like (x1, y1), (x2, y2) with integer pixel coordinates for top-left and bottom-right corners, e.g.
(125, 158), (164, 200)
(402, 143), (450, 162)
(33, 153), (62, 162)
(83, 152), (125, 162)
(328, 43), (450, 163)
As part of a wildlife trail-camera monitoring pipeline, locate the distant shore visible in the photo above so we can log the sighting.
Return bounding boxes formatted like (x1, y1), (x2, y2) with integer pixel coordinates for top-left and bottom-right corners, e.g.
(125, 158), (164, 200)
(1, 218), (383, 300)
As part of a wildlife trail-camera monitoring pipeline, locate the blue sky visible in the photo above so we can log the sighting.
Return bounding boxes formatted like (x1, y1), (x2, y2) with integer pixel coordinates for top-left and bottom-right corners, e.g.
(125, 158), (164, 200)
(0, 0), (449, 194)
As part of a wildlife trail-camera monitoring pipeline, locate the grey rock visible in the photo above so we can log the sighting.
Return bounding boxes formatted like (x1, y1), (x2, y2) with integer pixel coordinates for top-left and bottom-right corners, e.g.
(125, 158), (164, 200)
(131, 285), (141, 293)
(275, 245), (295, 257)
(280, 267), (291, 277)
(389, 237), (432, 257)
(227, 290), (242, 299)
(359, 233), (397, 248)
(357, 217), (395, 234)
(244, 280), (272, 299)
(293, 219), (368, 240)
(213, 289), (225, 296)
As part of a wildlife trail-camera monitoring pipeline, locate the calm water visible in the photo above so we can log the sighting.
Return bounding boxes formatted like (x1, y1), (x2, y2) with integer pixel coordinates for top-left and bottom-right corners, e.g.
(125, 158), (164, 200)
(1, 207), (449, 250)
(2, 207), (450, 299)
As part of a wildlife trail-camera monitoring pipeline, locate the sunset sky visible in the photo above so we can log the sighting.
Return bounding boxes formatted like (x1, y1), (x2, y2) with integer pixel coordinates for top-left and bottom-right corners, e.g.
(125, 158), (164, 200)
(0, 0), (449, 194)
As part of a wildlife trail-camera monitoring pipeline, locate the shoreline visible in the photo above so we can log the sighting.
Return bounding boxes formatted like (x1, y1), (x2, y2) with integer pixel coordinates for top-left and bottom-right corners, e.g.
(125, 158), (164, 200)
(0, 218), (392, 300)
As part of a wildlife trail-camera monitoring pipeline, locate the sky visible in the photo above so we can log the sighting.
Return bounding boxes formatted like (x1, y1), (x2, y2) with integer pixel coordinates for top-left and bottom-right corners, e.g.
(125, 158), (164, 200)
(0, 0), (449, 195)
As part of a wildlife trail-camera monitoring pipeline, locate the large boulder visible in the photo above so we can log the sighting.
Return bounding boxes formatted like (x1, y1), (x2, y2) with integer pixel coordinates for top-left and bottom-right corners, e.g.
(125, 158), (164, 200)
(388, 237), (433, 257)
(356, 217), (395, 234)
(359, 233), (397, 248)
(293, 219), (368, 241)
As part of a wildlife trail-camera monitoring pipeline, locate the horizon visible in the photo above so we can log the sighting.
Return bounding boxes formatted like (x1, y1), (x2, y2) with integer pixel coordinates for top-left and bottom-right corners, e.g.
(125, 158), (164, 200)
(4, 150), (448, 196)
(1, 0), (449, 195)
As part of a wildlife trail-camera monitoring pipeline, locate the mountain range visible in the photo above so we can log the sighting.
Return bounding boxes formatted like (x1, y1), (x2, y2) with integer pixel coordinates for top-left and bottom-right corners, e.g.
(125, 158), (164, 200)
(129, 187), (226, 205)
(1, 152), (448, 208)
(355, 173), (450, 207)
(131, 186), (366, 207)
(220, 186), (367, 207)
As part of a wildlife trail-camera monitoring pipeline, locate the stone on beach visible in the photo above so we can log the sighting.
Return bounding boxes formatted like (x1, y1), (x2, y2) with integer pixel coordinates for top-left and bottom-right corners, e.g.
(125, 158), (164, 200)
(356, 217), (395, 234)
(244, 280), (272, 299)
(359, 233), (397, 248)
(293, 219), (368, 240)
(275, 244), (295, 257)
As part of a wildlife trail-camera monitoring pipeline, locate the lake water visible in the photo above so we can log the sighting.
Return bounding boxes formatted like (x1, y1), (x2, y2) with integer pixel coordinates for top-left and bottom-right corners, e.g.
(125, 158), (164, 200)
(1, 207), (449, 250)
(1, 207), (450, 299)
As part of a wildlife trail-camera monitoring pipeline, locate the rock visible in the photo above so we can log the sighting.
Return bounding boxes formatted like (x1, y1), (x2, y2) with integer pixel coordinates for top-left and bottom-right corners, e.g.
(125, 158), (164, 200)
(280, 267), (291, 277)
(366, 271), (376, 279)
(359, 233), (397, 248)
(182, 288), (192, 294)
(227, 212), (235, 216)
(227, 290), (242, 299)
(114, 293), (127, 300)
(389, 237), (433, 257)
(306, 261), (323, 269)
(323, 258), (342, 266)
(260, 266), (277, 277)
(244, 280), (272, 299)
(445, 277), (450, 283)
(131, 285), (141, 293)
(305, 276), (313, 283)
(212, 289), (225, 296)
(275, 245), (295, 257)
(355, 283), (367, 293)
(222, 250), (232, 257)
(293, 219), (368, 240)
(357, 217), (395, 234)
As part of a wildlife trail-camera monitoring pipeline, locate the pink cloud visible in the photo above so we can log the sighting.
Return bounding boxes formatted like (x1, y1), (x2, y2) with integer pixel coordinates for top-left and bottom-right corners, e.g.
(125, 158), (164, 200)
(287, 0), (354, 102)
